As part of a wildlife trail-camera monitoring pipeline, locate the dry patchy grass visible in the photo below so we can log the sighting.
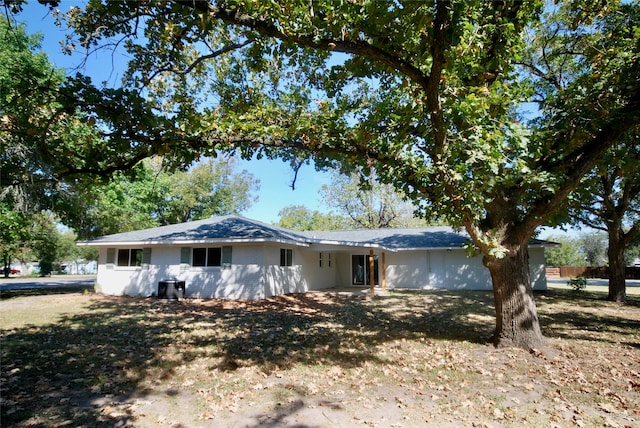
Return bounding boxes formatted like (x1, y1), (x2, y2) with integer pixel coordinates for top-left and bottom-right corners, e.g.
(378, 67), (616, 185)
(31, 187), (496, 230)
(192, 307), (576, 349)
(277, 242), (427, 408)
(0, 287), (638, 427)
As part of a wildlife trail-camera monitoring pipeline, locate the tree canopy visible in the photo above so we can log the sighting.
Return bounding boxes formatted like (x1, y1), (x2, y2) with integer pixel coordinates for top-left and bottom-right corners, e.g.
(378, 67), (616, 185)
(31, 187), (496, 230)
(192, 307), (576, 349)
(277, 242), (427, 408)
(277, 168), (431, 230)
(319, 169), (429, 229)
(5, 0), (640, 349)
(55, 157), (259, 238)
(277, 205), (347, 231)
(0, 17), (68, 208)
(543, 234), (585, 268)
(1, 14), (215, 211)
(154, 157), (260, 225)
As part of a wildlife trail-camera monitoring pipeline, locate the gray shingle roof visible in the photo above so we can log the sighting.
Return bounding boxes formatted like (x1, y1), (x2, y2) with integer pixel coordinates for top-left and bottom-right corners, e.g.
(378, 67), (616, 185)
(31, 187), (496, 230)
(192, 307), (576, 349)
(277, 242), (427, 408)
(80, 215), (553, 251)
(300, 227), (468, 250)
(80, 215), (308, 246)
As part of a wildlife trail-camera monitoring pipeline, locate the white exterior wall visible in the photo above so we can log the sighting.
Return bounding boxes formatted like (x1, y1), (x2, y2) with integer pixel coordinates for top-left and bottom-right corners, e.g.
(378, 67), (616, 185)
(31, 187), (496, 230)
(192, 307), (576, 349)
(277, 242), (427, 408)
(325, 250), (431, 289)
(182, 244), (265, 300)
(94, 244), (548, 299)
(97, 244), (267, 300)
(529, 248), (547, 291)
(96, 243), (341, 300)
(298, 249), (338, 291)
(442, 250), (492, 290)
(333, 253), (353, 287)
(386, 247), (548, 291)
(95, 247), (160, 297)
(328, 247), (548, 291)
(327, 249), (486, 290)
(385, 251), (435, 289)
(261, 246), (337, 297)
(263, 244), (305, 298)
(380, 249), (489, 290)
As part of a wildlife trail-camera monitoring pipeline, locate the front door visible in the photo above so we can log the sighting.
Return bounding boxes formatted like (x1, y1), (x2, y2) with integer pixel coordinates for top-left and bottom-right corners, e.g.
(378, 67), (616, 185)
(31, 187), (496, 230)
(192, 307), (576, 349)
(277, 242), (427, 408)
(351, 254), (379, 286)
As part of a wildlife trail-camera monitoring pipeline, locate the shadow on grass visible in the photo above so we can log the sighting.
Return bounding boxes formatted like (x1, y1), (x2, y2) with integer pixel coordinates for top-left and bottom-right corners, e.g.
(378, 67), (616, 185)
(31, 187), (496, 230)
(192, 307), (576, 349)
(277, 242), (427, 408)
(190, 290), (497, 373)
(2, 288), (638, 426)
(0, 290), (494, 426)
(537, 289), (640, 347)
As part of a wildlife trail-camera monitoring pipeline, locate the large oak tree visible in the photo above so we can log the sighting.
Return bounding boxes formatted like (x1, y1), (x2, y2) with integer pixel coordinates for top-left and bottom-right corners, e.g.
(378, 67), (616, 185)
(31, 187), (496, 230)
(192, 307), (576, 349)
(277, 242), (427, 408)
(8, 0), (640, 349)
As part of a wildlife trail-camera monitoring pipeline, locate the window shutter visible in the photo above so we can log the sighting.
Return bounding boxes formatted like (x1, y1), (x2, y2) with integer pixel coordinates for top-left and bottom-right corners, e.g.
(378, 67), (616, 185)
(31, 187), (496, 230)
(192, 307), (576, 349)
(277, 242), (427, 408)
(180, 247), (191, 265)
(222, 246), (232, 269)
(106, 248), (116, 270)
(142, 248), (152, 264)
(106, 248), (116, 266)
(142, 248), (152, 269)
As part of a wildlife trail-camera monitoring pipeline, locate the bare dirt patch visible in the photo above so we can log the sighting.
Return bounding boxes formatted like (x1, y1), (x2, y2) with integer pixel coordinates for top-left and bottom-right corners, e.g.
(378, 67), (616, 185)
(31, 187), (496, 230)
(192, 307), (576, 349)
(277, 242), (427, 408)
(1, 288), (639, 427)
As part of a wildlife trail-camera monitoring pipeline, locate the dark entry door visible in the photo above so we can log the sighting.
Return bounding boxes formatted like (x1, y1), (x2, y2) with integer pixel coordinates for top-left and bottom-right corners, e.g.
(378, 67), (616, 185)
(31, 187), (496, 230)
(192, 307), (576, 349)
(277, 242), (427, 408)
(351, 254), (379, 285)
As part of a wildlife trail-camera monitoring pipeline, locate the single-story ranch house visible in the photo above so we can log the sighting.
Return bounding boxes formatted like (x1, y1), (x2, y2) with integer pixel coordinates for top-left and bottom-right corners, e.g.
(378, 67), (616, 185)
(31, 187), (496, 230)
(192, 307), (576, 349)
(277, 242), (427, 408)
(79, 215), (553, 300)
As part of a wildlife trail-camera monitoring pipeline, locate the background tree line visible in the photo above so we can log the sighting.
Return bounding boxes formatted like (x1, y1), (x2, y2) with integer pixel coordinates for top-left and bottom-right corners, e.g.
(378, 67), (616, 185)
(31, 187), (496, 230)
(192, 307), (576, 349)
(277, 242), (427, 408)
(544, 233), (640, 268)
(0, 155), (259, 276)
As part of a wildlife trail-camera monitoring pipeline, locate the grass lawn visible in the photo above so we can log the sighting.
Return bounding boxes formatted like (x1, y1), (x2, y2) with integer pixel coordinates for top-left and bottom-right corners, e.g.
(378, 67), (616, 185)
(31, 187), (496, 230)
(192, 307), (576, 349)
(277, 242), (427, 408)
(1, 285), (639, 427)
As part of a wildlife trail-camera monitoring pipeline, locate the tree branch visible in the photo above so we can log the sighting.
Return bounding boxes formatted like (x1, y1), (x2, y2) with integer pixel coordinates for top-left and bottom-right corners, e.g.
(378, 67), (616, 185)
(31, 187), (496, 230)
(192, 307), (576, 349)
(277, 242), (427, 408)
(147, 39), (254, 83)
(524, 84), (640, 237)
(173, 0), (433, 89)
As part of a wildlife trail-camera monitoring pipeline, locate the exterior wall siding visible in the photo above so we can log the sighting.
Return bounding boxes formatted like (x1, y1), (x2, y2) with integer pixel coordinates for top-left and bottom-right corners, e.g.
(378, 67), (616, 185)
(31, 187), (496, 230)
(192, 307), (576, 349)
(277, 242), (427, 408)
(385, 248), (547, 291)
(529, 248), (547, 291)
(94, 245), (548, 299)
(97, 244), (268, 300)
(298, 249), (337, 291)
(333, 253), (353, 287)
(442, 251), (492, 290)
(385, 251), (433, 289)
(263, 244), (304, 298)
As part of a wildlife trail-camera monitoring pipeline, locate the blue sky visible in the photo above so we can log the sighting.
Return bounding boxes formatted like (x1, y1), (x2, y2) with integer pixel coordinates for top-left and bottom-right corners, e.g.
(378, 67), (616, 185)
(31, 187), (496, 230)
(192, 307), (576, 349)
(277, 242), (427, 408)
(17, 2), (333, 224)
(237, 158), (332, 223)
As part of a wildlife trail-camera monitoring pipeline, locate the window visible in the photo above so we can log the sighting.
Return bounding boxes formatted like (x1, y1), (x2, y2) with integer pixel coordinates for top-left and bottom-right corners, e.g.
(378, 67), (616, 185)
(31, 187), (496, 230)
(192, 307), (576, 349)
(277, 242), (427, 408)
(117, 249), (143, 267)
(320, 252), (332, 268)
(192, 247), (222, 267)
(280, 248), (293, 267)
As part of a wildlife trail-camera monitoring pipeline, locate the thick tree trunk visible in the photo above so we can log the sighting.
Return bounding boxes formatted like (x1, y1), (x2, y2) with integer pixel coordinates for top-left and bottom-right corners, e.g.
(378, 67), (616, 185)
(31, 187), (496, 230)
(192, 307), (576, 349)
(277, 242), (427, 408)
(483, 243), (546, 350)
(607, 230), (627, 303)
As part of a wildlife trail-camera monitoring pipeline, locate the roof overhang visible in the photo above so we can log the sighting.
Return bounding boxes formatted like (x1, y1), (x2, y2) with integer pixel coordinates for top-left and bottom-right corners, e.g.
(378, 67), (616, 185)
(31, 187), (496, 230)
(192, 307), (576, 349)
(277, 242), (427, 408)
(306, 239), (470, 253)
(77, 237), (310, 248)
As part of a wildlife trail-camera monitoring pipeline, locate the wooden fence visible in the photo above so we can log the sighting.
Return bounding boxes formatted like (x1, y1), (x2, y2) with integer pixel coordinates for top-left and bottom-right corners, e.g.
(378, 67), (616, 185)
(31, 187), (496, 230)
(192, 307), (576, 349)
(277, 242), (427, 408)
(546, 266), (640, 279)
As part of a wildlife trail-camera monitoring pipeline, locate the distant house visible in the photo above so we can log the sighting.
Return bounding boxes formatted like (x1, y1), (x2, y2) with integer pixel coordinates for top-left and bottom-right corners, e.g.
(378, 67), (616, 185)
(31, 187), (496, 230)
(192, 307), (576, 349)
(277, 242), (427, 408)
(62, 259), (98, 275)
(78, 215), (552, 300)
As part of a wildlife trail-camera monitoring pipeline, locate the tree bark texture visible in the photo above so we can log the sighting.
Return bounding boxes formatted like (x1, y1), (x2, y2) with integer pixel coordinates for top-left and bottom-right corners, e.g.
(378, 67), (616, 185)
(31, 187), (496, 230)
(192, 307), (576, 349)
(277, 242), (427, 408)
(483, 244), (546, 350)
(607, 227), (627, 303)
